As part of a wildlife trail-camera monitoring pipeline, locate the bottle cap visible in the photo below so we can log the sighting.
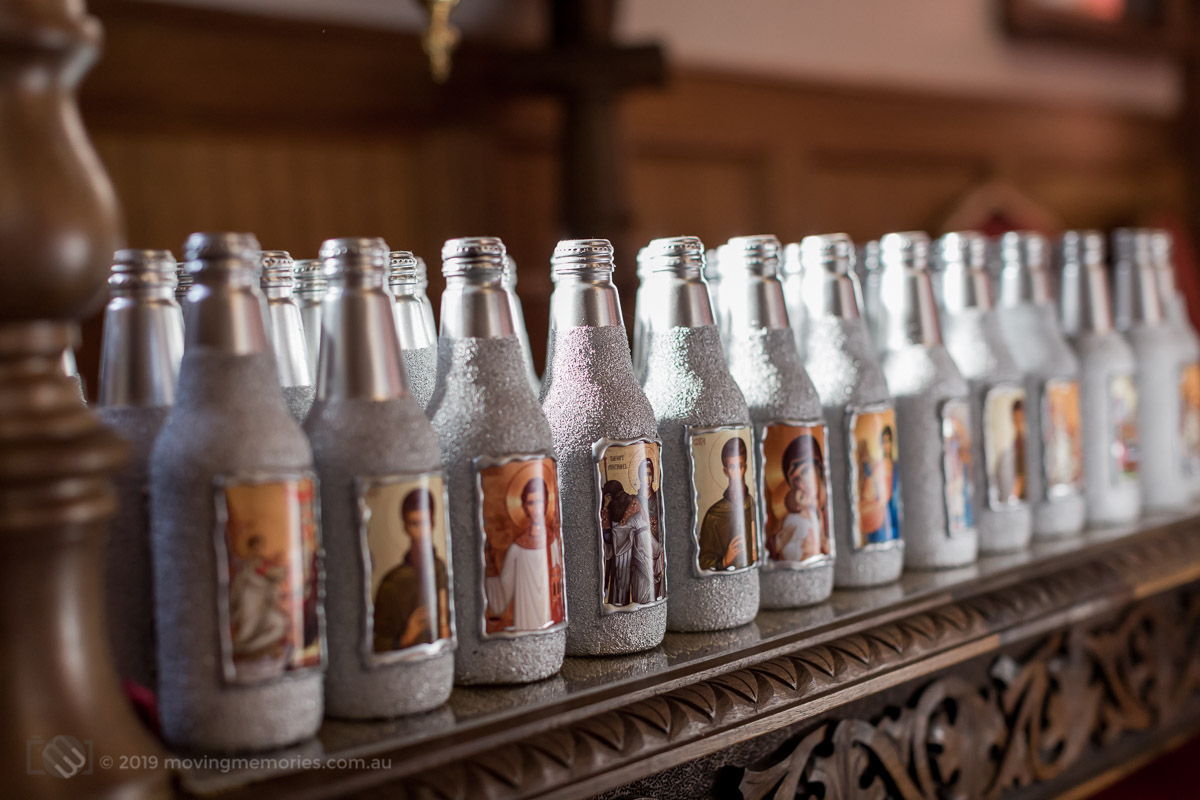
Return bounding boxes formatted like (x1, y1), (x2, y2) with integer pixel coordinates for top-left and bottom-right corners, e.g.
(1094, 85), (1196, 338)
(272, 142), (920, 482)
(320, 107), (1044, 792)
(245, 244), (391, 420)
(442, 236), (506, 278)
(719, 235), (781, 276)
(640, 235), (706, 276)
(109, 249), (177, 292)
(551, 238), (614, 275)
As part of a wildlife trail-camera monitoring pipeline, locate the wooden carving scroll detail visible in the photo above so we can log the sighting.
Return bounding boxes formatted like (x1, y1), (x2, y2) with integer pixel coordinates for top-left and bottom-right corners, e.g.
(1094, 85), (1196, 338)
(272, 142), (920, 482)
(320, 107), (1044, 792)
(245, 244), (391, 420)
(397, 526), (1200, 800)
(738, 589), (1200, 800)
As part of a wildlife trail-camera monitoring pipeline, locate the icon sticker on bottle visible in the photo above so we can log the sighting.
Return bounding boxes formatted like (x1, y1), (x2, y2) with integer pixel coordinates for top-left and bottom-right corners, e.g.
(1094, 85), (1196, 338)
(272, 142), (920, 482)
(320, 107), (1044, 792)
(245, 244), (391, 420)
(758, 421), (833, 569)
(686, 425), (759, 575)
(593, 437), (667, 614)
(847, 407), (902, 550)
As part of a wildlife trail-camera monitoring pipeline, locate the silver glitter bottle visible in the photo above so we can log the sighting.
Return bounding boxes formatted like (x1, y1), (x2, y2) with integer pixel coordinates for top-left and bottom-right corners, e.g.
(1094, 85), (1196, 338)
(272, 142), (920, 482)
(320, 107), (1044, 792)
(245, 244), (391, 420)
(540, 239), (667, 655)
(931, 232), (1032, 554)
(1058, 230), (1140, 525)
(797, 234), (904, 588)
(874, 232), (976, 569)
(97, 248), (185, 689)
(1148, 230), (1200, 496)
(428, 237), (566, 684)
(1113, 229), (1192, 510)
(993, 231), (1086, 538)
(150, 232), (323, 752)
(502, 254), (541, 394)
(639, 236), (760, 632)
(293, 257), (326, 381)
(389, 251), (439, 410)
(305, 237), (453, 718)
(260, 250), (315, 420)
(718, 235), (832, 608)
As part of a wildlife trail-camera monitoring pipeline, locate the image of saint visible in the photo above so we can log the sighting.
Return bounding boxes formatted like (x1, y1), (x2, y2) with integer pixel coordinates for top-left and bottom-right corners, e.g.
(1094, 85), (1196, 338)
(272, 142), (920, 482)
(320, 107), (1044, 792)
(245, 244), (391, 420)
(372, 487), (451, 653)
(229, 530), (291, 666)
(698, 436), (756, 571)
(942, 402), (975, 535)
(989, 393), (1026, 506)
(487, 477), (557, 631)
(766, 432), (829, 563)
(1044, 381), (1083, 491)
(852, 410), (900, 548)
(880, 424), (901, 538)
(599, 443), (666, 609)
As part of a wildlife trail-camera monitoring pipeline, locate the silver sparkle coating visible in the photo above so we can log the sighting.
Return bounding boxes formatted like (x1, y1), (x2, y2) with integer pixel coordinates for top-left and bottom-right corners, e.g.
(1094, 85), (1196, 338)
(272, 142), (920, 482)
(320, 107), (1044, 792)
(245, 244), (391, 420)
(993, 231), (1087, 538)
(718, 235), (832, 607)
(259, 251), (314, 421)
(797, 233), (904, 587)
(1146, 229), (1200, 497)
(502, 254), (541, 395)
(639, 235), (760, 631)
(932, 232), (1032, 554)
(305, 237), (453, 718)
(389, 251), (438, 410)
(293, 258), (326, 381)
(428, 236), (565, 684)
(98, 248), (185, 690)
(150, 232), (323, 752)
(540, 239), (666, 655)
(875, 231), (976, 569)
(1113, 229), (1190, 510)
(1058, 231), (1140, 526)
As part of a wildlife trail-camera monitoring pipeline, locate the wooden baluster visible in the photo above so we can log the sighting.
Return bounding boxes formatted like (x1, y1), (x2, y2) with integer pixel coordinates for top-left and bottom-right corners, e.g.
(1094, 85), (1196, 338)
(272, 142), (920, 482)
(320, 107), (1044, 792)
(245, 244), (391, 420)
(0, 1), (168, 797)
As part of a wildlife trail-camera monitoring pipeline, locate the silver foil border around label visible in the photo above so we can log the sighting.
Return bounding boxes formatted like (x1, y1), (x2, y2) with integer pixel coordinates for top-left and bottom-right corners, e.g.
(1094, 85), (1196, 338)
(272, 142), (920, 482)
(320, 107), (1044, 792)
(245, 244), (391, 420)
(938, 397), (977, 539)
(755, 418), (835, 572)
(845, 404), (904, 554)
(591, 436), (669, 616)
(684, 423), (761, 578)
(212, 470), (326, 687)
(471, 452), (569, 640)
(981, 383), (1028, 512)
(353, 472), (457, 669)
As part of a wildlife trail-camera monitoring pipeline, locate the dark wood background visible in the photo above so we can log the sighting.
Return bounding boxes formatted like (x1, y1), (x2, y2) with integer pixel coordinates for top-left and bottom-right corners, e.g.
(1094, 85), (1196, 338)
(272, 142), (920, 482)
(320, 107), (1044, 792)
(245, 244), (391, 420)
(77, 0), (1185, 382)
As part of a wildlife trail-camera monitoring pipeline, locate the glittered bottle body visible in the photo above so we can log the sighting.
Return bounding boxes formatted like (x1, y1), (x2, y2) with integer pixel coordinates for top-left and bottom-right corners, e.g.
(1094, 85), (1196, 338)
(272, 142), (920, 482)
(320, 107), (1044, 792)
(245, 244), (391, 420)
(392, 291), (438, 411)
(940, 309), (1032, 553)
(642, 325), (760, 631)
(1126, 322), (1193, 510)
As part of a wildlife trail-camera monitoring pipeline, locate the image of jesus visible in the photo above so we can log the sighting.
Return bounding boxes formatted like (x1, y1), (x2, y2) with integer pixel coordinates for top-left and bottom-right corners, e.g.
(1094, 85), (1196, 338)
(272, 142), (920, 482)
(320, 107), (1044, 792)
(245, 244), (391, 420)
(487, 477), (555, 631)
(698, 436), (755, 571)
(372, 487), (450, 653)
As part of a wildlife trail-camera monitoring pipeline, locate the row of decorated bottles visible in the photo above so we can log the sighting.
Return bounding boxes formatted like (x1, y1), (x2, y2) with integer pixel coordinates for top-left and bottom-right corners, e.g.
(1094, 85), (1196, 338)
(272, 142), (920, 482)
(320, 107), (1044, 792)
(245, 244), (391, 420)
(92, 227), (1198, 753)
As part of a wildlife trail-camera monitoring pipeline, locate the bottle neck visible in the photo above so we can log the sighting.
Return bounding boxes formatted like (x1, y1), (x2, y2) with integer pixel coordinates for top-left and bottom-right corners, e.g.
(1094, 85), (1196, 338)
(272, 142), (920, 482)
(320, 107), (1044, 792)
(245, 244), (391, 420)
(642, 269), (715, 329)
(98, 291), (184, 407)
(877, 262), (942, 349)
(1059, 260), (1114, 336)
(317, 272), (408, 402)
(550, 269), (623, 330)
(719, 268), (789, 333)
(186, 265), (271, 355)
(999, 264), (1053, 307)
(935, 262), (993, 315)
(801, 267), (862, 321)
(439, 273), (515, 340)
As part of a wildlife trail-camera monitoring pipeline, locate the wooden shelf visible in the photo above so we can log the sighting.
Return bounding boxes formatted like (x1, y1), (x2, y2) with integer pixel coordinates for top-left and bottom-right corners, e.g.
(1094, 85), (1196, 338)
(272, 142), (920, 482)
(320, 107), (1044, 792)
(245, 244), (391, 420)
(177, 510), (1200, 799)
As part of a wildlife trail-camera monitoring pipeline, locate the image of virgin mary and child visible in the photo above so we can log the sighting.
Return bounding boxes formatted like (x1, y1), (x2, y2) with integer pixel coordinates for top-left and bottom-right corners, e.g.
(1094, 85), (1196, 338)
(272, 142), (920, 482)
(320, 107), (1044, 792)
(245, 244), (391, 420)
(601, 457), (665, 607)
(766, 433), (830, 564)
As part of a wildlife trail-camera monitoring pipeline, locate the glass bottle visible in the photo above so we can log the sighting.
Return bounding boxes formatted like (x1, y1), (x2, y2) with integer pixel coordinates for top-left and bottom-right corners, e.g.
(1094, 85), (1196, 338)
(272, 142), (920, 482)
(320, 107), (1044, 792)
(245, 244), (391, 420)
(259, 249), (313, 420)
(639, 235), (760, 631)
(428, 237), (565, 684)
(502, 254), (541, 394)
(293, 257), (325, 381)
(541, 238), (666, 655)
(389, 250), (439, 410)
(150, 232), (323, 751)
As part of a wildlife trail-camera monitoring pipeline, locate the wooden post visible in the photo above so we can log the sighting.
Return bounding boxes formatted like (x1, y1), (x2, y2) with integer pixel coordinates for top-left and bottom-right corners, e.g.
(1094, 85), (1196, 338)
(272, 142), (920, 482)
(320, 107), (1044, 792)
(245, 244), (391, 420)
(0, 1), (168, 797)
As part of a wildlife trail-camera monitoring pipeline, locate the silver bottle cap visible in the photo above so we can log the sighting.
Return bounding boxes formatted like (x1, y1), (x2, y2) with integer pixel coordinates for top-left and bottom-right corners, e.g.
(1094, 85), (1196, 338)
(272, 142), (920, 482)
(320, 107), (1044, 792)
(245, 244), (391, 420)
(260, 250), (296, 290)
(442, 236), (506, 278)
(796, 233), (862, 320)
(876, 231), (941, 348)
(551, 238), (615, 276)
(1058, 230), (1114, 335)
(110, 249), (178, 293)
(718, 235), (781, 277)
(388, 250), (426, 289)
(932, 231), (993, 313)
(996, 230), (1054, 307)
(293, 258), (327, 297)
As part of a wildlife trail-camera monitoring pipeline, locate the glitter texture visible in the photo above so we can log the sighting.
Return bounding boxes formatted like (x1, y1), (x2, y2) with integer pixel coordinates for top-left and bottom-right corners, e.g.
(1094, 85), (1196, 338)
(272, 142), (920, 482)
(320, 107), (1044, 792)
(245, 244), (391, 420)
(402, 345), (437, 411)
(1127, 324), (1192, 511)
(882, 344), (978, 569)
(641, 325), (760, 631)
(1070, 331), (1141, 525)
(284, 384), (314, 422)
(98, 404), (170, 690)
(803, 316), (905, 588)
(995, 303), (1087, 537)
(150, 351), (323, 752)
(305, 396), (454, 718)
(541, 325), (667, 655)
(726, 328), (832, 608)
(428, 336), (566, 684)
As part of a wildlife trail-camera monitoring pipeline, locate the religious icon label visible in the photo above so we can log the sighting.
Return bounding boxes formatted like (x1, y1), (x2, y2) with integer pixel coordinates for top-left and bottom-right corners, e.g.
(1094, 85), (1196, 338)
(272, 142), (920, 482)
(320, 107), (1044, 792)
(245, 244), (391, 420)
(1041, 379), (1084, 498)
(593, 437), (667, 614)
(982, 384), (1027, 510)
(1108, 374), (1140, 485)
(355, 472), (454, 666)
(1180, 362), (1200, 476)
(940, 399), (976, 537)
(759, 420), (833, 570)
(847, 406), (902, 551)
(213, 473), (322, 685)
(686, 425), (759, 576)
(473, 454), (567, 638)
